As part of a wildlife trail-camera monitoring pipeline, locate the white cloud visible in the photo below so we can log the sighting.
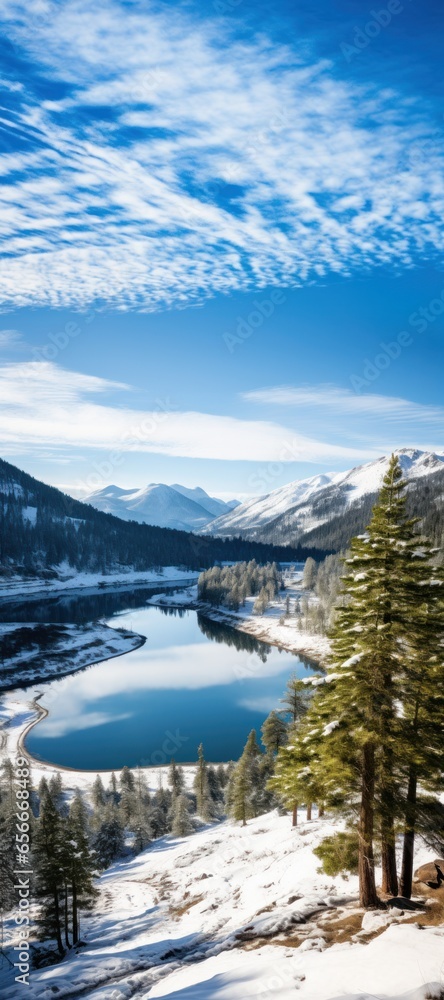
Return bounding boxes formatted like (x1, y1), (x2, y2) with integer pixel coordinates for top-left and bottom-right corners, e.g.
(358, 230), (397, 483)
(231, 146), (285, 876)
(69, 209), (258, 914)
(0, 0), (443, 309)
(0, 361), (380, 464)
(0, 329), (23, 349)
(243, 384), (444, 426)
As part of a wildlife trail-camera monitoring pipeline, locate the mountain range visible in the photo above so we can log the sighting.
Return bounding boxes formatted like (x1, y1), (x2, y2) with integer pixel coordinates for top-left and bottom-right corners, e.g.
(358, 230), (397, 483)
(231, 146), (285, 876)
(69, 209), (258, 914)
(83, 483), (240, 532)
(202, 449), (444, 551)
(0, 458), (306, 580)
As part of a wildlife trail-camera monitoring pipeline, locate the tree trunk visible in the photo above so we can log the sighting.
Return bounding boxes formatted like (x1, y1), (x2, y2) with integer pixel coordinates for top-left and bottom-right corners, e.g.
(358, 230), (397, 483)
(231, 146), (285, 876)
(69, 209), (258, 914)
(318, 803), (325, 818)
(306, 802), (312, 821)
(64, 883), (71, 950)
(72, 883), (78, 945)
(358, 744), (379, 908)
(381, 826), (398, 897)
(292, 803), (298, 827)
(380, 750), (398, 896)
(399, 766), (417, 899)
(53, 889), (64, 956)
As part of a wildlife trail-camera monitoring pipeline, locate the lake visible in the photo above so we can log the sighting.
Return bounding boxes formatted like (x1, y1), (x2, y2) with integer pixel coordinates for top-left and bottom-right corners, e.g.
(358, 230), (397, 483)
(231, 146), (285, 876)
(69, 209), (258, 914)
(3, 589), (318, 769)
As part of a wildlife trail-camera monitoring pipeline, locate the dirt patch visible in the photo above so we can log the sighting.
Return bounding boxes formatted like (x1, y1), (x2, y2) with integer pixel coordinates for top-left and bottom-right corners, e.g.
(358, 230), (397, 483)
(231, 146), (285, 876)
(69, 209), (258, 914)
(169, 894), (204, 919)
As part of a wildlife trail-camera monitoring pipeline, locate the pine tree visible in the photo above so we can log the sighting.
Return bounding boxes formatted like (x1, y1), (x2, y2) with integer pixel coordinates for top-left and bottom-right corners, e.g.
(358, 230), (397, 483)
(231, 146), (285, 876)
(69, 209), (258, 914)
(193, 744), (213, 821)
(131, 769), (153, 853)
(168, 758), (184, 801)
(91, 774), (106, 810)
(261, 710), (288, 755)
(398, 552), (444, 896)
(227, 730), (264, 825)
(172, 794), (193, 837)
(302, 557), (317, 590)
(93, 804), (125, 869)
(273, 455), (441, 907)
(33, 790), (66, 955)
(49, 772), (64, 811)
(65, 792), (98, 944)
(268, 717), (320, 827)
(108, 771), (119, 804)
(279, 675), (310, 725)
(0, 801), (16, 914)
(151, 788), (172, 837)
(120, 766), (135, 794)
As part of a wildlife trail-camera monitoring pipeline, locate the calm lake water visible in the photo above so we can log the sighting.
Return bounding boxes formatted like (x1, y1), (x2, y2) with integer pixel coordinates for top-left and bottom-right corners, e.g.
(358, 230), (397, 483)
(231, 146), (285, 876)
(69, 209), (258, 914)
(4, 589), (317, 769)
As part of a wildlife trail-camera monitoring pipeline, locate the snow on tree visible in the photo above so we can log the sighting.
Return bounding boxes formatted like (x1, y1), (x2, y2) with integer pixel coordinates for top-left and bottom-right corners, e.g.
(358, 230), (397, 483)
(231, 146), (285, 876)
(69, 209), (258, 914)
(274, 455), (443, 907)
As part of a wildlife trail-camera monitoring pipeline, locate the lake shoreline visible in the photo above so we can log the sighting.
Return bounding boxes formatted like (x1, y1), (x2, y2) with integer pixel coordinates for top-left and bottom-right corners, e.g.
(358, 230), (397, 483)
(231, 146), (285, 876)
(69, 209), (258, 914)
(1, 571), (326, 783)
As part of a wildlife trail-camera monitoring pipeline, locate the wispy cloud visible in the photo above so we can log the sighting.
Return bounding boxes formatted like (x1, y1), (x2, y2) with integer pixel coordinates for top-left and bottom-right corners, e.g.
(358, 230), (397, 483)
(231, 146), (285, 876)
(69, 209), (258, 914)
(0, 0), (443, 309)
(0, 361), (380, 463)
(243, 384), (444, 425)
(0, 329), (23, 350)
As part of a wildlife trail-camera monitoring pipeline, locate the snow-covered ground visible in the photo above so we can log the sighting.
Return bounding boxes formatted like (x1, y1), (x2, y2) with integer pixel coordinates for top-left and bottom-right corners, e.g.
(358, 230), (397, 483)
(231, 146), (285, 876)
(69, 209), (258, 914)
(2, 809), (443, 1000)
(0, 566), (199, 603)
(146, 568), (330, 665)
(0, 621), (144, 691)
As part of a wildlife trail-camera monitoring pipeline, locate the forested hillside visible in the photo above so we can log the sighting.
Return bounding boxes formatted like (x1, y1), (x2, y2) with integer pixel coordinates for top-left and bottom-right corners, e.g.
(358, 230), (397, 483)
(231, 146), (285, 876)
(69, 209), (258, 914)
(0, 459), (326, 578)
(255, 466), (444, 553)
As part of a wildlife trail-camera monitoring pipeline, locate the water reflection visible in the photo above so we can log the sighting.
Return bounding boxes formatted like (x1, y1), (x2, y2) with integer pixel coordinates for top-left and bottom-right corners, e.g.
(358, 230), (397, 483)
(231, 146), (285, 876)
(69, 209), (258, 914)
(19, 598), (318, 770)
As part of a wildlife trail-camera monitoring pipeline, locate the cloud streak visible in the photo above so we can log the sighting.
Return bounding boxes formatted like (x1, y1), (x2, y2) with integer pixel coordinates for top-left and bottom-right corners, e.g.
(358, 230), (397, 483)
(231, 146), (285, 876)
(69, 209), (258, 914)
(0, 362), (381, 464)
(243, 384), (444, 425)
(0, 0), (443, 309)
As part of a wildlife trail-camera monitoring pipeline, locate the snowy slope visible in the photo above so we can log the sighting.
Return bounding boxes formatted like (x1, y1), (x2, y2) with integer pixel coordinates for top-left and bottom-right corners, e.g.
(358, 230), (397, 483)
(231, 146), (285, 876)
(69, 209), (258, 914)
(203, 448), (444, 541)
(84, 482), (239, 531)
(3, 809), (443, 1000)
(171, 484), (239, 518)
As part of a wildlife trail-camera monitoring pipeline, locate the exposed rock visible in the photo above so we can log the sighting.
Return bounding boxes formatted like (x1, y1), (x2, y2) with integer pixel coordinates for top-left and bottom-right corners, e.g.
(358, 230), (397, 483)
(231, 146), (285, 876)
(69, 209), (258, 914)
(414, 860), (444, 886)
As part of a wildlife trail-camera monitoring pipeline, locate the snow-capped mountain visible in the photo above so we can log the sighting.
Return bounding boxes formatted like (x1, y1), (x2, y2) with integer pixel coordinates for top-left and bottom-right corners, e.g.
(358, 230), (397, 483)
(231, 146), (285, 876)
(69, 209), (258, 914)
(203, 449), (444, 548)
(83, 482), (240, 532)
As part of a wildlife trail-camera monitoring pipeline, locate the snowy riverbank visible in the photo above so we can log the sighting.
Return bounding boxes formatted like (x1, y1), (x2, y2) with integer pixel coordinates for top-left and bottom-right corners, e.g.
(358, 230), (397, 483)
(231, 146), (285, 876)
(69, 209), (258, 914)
(0, 621), (145, 691)
(147, 569), (330, 665)
(0, 566), (199, 603)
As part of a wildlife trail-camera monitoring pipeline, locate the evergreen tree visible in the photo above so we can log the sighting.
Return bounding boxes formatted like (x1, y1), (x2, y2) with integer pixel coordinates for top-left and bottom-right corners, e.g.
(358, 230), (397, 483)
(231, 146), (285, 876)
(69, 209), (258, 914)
(108, 771), (119, 804)
(207, 765), (224, 813)
(131, 770), (153, 853)
(93, 805), (125, 869)
(302, 557), (318, 590)
(168, 758), (184, 801)
(261, 710), (288, 755)
(273, 456), (442, 907)
(279, 675), (310, 725)
(398, 551), (444, 896)
(33, 790), (66, 955)
(227, 731), (264, 825)
(216, 763), (227, 788)
(193, 744), (214, 821)
(151, 788), (173, 838)
(268, 716), (320, 827)
(172, 794), (193, 837)
(91, 774), (106, 811)
(120, 766), (135, 794)
(65, 792), (98, 944)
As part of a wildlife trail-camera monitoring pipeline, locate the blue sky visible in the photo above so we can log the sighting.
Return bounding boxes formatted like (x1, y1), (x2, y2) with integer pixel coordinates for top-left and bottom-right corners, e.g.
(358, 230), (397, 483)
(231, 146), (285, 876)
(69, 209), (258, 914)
(0, 0), (443, 499)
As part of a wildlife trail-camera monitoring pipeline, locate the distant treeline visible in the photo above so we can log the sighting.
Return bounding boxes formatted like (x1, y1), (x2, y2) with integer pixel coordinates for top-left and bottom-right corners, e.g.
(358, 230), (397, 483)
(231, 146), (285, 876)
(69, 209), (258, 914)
(0, 458), (331, 577)
(197, 559), (282, 611)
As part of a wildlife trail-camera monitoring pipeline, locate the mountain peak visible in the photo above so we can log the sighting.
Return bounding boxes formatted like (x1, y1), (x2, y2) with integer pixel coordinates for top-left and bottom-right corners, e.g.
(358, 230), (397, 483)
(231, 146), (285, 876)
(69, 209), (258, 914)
(202, 449), (444, 548)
